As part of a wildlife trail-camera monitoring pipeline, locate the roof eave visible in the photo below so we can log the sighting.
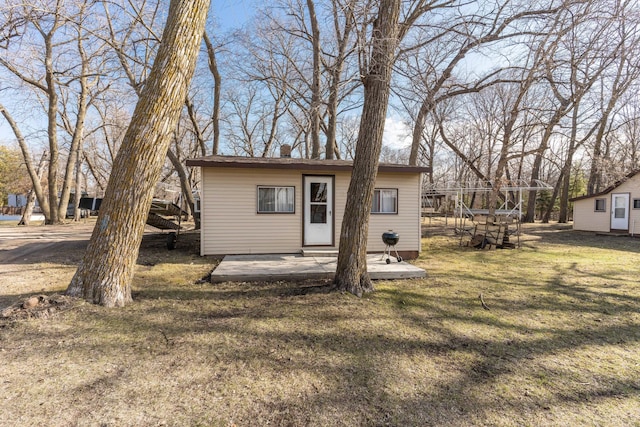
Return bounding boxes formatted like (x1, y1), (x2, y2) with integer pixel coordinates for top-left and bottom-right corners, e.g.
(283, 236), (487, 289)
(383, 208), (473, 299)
(185, 156), (430, 174)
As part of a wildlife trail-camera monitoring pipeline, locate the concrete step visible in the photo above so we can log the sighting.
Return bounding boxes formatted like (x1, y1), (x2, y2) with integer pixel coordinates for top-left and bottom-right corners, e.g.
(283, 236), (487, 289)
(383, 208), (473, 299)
(301, 249), (338, 257)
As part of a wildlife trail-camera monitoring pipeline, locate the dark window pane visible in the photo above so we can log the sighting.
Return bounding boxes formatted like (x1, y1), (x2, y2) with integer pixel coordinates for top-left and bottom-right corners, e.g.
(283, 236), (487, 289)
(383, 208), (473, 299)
(258, 187), (275, 212)
(310, 205), (327, 223)
(310, 183), (327, 203)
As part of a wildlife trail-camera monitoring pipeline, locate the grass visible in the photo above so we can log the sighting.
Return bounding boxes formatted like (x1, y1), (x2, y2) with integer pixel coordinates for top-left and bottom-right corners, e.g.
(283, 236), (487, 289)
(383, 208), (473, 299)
(1, 223), (639, 426)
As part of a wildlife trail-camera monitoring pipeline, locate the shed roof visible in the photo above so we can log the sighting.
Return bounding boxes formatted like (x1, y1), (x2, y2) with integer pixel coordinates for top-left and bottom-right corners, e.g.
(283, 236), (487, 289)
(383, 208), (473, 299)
(186, 155), (431, 174)
(569, 169), (640, 202)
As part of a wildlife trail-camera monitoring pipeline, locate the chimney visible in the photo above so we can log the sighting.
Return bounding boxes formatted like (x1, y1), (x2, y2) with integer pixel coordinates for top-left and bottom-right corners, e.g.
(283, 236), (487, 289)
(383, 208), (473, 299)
(280, 144), (292, 158)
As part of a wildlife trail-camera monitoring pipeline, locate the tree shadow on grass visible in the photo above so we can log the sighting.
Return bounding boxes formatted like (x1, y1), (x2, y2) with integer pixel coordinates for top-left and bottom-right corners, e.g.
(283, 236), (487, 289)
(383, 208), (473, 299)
(3, 227), (640, 425)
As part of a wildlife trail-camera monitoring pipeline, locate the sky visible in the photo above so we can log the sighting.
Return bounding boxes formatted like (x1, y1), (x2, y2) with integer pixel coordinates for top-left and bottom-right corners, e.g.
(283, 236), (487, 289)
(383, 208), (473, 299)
(0, 0), (413, 153)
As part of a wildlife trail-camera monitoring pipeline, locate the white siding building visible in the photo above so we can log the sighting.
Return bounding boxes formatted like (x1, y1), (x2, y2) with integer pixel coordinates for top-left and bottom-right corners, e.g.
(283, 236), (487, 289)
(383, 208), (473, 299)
(186, 156), (429, 258)
(571, 170), (640, 235)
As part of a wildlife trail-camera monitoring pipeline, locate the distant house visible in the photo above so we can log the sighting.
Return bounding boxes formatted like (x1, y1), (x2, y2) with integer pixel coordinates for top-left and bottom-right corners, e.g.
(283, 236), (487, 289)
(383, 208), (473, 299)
(7, 194), (27, 207)
(570, 170), (640, 235)
(185, 155), (430, 259)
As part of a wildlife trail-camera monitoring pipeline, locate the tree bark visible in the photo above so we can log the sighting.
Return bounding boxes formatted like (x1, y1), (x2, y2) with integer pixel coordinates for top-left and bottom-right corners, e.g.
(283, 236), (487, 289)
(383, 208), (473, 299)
(167, 145), (200, 229)
(334, 0), (401, 296)
(203, 31), (221, 155)
(67, 0), (211, 307)
(307, 0), (322, 159)
(19, 151), (48, 226)
(44, 29), (61, 224)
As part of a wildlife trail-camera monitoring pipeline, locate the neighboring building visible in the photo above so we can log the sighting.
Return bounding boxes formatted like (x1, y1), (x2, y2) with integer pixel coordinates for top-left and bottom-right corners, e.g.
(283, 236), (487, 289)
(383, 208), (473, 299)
(570, 170), (640, 235)
(186, 155), (430, 259)
(7, 194), (27, 207)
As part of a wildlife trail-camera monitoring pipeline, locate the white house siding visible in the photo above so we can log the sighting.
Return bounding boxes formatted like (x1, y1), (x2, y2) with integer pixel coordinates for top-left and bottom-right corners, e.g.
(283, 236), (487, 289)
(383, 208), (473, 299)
(201, 168), (303, 255)
(572, 173), (640, 234)
(200, 167), (422, 256)
(358, 172), (422, 253)
(572, 198), (610, 232)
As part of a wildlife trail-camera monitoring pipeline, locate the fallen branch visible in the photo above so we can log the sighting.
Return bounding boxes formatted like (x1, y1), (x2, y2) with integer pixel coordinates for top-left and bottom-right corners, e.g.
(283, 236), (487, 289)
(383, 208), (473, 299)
(479, 293), (490, 310)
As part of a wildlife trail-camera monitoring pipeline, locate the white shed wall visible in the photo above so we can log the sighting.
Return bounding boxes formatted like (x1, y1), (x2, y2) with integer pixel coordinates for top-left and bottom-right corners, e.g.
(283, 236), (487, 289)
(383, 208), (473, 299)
(200, 167), (422, 256)
(572, 198), (609, 232)
(572, 173), (640, 234)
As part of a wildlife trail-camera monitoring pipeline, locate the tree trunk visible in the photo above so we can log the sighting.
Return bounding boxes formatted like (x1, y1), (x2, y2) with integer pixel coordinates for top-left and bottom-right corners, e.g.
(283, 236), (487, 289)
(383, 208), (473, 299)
(203, 31), (221, 155)
(334, 0), (401, 296)
(0, 104), (51, 222)
(325, 0), (354, 160)
(19, 151), (48, 226)
(67, 0), (210, 307)
(44, 31), (61, 224)
(167, 146), (200, 229)
(307, 0), (322, 159)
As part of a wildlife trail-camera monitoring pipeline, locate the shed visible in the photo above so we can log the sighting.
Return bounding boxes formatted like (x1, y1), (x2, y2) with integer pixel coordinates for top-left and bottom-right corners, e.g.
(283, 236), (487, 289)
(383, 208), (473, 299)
(570, 170), (640, 235)
(185, 155), (430, 259)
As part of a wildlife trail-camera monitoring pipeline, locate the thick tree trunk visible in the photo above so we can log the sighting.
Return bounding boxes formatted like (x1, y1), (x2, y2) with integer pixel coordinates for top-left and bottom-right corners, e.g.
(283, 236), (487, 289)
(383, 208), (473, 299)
(67, 0), (210, 307)
(334, 0), (400, 296)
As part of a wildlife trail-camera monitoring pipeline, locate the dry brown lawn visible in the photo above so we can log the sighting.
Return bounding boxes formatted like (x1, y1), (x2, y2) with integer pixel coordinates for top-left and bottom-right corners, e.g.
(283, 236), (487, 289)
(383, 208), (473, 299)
(0, 221), (639, 426)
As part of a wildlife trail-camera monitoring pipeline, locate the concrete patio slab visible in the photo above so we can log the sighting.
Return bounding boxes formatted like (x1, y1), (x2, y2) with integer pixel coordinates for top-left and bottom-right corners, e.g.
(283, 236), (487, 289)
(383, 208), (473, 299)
(210, 254), (426, 283)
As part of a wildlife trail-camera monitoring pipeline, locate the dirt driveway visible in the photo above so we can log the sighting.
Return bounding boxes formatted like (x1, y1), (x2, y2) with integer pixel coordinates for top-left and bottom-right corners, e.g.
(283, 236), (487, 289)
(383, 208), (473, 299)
(0, 223), (95, 264)
(0, 222), (200, 308)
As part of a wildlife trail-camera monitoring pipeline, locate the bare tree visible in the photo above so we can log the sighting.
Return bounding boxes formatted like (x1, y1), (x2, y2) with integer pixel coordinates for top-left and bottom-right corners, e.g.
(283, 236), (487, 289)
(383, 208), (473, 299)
(333, 0), (402, 296)
(0, 0), (112, 223)
(67, 0), (210, 307)
(586, 1), (640, 193)
(0, 102), (51, 221)
(203, 31), (222, 155)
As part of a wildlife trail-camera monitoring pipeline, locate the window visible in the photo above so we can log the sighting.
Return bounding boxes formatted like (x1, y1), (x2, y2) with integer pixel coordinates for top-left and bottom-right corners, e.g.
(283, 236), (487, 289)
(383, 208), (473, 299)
(257, 186), (295, 213)
(372, 189), (398, 214)
(594, 198), (606, 212)
(633, 199), (640, 209)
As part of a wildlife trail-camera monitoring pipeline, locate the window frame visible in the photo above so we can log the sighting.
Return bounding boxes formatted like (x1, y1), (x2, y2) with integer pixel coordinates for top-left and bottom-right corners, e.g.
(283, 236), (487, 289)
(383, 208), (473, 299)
(256, 185), (295, 214)
(633, 199), (640, 209)
(371, 188), (399, 215)
(594, 198), (606, 212)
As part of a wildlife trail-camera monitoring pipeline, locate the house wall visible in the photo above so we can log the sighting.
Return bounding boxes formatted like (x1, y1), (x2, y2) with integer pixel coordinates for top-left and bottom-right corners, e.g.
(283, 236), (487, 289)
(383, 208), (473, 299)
(572, 173), (640, 234)
(572, 197), (610, 232)
(200, 167), (422, 256)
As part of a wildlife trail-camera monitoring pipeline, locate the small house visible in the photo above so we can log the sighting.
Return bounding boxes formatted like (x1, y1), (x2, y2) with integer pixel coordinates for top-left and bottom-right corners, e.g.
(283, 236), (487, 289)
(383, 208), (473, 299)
(185, 155), (430, 258)
(570, 170), (640, 235)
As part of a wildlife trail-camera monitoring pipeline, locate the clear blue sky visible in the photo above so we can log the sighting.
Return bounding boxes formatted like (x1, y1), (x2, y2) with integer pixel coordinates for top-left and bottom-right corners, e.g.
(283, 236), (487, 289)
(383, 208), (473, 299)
(212, 0), (254, 32)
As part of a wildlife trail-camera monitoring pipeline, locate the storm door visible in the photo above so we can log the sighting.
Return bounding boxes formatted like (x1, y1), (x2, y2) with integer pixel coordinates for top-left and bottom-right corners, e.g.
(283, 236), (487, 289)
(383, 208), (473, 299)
(303, 176), (334, 245)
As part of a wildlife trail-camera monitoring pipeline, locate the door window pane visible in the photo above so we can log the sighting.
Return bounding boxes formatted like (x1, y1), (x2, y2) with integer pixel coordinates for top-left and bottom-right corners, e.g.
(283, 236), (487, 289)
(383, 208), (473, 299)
(310, 183), (327, 202)
(310, 205), (327, 223)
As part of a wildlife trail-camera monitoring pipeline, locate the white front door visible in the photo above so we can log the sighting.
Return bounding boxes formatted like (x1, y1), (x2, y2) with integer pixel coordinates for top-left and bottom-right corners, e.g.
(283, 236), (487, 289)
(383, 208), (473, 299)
(303, 176), (333, 246)
(611, 193), (630, 230)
